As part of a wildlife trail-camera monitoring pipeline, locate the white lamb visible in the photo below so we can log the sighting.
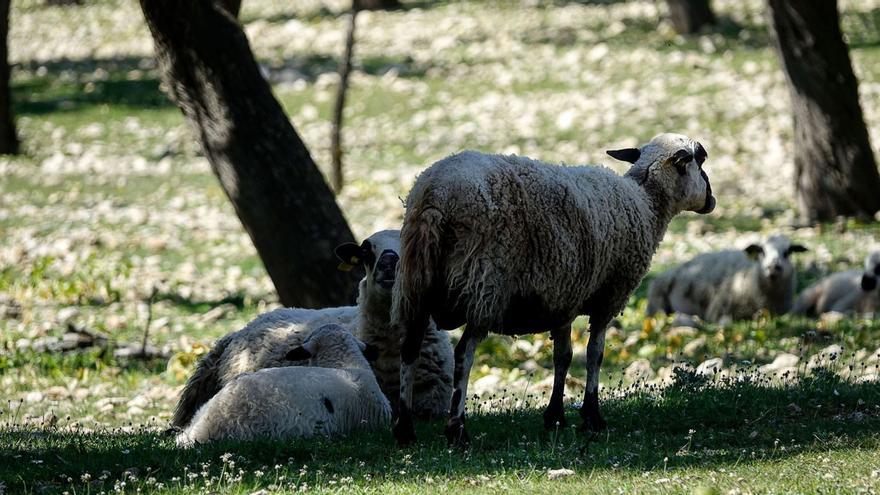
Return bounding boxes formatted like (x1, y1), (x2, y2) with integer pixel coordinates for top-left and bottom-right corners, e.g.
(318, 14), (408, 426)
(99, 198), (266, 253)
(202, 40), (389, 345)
(646, 235), (808, 323)
(176, 324), (391, 446)
(792, 251), (880, 316)
(392, 133), (716, 445)
(171, 230), (452, 430)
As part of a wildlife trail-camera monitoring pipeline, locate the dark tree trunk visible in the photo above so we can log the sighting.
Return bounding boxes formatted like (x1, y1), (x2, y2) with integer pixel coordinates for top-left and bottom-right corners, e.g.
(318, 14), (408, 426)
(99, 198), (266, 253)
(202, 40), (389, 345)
(768, 0), (880, 224)
(330, 7), (359, 193)
(139, 0), (360, 308)
(0, 0), (18, 155)
(666, 0), (715, 34)
(354, 0), (400, 10)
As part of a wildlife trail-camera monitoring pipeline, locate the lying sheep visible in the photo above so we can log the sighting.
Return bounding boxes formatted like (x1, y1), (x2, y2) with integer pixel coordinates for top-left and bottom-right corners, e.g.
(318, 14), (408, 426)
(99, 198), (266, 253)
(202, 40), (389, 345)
(792, 251), (880, 316)
(176, 324), (391, 446)
(392, 133), (716, 445)
(646, 235), (807, 322)
(170, 230), (452, 430)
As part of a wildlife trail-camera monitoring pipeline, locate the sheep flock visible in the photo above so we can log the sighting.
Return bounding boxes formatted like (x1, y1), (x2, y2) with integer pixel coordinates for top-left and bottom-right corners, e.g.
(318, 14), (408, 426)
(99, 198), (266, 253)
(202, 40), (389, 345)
(173, 133), (879, 447)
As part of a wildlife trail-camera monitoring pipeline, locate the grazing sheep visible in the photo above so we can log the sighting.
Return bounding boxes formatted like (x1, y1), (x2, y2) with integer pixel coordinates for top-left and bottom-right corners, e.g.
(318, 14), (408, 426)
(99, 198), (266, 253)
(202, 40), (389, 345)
(171, 230), (452, 430)
(176, 324), (391, 446)
(646, 235), (808, 323)
(792, 251), (880, 316)
(392, 133), (716, 445)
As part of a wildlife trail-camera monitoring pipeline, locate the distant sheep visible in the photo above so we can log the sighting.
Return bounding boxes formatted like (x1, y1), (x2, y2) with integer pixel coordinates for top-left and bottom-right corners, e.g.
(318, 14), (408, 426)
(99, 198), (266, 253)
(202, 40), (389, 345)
(646, 235), (807, 322)
(792, 251), (880, 316)
(392, 133), (716, 445)
(171, 230), (452, 430)
(176, 324), (390, 446)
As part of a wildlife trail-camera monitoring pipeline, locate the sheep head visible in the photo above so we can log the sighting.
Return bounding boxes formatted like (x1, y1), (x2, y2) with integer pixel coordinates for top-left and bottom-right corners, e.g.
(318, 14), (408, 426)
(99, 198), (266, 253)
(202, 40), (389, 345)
(285, 323), (373, 369)
(743, 235), (807, 286)
(611, 133), (715, 215)
(861, 251), (880, 291)
(335, 229), (401, 295)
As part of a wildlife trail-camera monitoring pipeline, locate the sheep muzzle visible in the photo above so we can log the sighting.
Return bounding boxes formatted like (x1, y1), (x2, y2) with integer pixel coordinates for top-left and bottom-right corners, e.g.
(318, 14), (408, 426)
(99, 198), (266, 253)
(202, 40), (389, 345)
(695, 170), (715, 214)
(374, 250), (399, 289)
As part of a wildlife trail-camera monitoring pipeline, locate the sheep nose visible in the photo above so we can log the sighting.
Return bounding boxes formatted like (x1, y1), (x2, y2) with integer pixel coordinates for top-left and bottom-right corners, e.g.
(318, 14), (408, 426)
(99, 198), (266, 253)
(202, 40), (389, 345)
(376, 251), (399, 271)
(374, 251), (399, 288)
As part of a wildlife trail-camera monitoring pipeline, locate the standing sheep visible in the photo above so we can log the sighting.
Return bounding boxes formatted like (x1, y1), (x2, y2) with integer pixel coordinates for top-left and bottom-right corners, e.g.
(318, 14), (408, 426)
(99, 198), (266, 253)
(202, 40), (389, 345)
(646, 235), (808, 322)
(176, 324), (391, 446)
(792, 251), (880, 316)
(392, 133), (716, 445)
(171, 230), (453, 430)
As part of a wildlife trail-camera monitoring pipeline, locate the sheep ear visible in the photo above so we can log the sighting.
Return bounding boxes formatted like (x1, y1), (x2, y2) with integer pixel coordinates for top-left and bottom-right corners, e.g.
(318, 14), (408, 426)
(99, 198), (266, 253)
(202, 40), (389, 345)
(787, 244), (808, 254)
(285, 346), (312, 361)
(606, 148), (641, 164)
(862, 274), (878, 292)
(335, 242), (364, 272)
(362, 343), (380, 362)
(744, 244), (764, 260)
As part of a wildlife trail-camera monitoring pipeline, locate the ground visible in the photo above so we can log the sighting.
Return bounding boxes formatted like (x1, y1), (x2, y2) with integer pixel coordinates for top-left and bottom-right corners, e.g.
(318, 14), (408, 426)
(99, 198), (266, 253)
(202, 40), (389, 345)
(3, 0), (880, 493)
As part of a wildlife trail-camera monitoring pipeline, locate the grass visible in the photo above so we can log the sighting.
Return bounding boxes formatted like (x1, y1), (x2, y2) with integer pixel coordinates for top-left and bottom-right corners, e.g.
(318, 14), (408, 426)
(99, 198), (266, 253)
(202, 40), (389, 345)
(3, 369), (880, 494)
(5, 0), (880, 492)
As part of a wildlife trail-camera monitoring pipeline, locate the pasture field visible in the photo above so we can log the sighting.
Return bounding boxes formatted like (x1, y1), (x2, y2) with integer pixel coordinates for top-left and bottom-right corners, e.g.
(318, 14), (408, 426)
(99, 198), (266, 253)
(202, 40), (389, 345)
(3, 0), (880, 492)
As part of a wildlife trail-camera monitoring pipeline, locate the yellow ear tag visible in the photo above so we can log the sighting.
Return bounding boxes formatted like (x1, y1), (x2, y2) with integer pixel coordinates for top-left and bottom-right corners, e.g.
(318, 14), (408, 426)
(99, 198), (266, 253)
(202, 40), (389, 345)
(337, 255), (361, 272)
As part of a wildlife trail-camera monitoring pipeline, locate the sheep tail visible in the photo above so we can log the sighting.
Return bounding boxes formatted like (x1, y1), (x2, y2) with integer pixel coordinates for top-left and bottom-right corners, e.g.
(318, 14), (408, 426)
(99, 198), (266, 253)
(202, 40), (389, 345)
(171, 334), (232, 428)
(392, 204), (444, 332)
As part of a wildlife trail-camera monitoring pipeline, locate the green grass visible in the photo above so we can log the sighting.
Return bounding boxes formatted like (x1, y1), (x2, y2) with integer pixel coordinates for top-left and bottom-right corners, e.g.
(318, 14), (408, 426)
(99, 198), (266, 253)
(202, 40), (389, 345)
(5, 0), (880, 492)
(3, 370), (879, 494)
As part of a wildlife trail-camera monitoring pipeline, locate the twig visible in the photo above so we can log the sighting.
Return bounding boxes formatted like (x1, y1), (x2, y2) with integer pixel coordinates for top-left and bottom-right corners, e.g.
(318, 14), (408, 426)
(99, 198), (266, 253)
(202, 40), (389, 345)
(330, 4), (359, 193)
(139, 286), (159, 357)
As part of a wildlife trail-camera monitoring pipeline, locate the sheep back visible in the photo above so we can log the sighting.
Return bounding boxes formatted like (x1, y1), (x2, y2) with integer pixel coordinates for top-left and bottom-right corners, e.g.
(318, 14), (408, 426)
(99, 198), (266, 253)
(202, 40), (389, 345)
(399, 151), (659, 334)
(171, 306), (357, 428)
(177, 366), (391, 446)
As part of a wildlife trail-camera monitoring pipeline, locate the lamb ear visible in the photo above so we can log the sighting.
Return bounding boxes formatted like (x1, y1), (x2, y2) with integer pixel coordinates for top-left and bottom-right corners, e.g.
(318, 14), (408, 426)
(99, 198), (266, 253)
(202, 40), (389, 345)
(335, 242), (364, 272)
(862, 274), (878, 292)
(787, 244), (808, 254)
(744, 244), (764, 260)
(285, 346), (312, 361)
(606, 148), (641, 164)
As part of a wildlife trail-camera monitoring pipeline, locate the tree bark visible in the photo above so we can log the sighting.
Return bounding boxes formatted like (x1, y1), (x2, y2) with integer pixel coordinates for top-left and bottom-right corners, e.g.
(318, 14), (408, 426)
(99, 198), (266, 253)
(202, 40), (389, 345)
(139, 0), (360, 308)
(0, 0), (18, 155)
(330, 8), (359, 193)
(768, 0), (880, 224)
(666, 0), (715, 35)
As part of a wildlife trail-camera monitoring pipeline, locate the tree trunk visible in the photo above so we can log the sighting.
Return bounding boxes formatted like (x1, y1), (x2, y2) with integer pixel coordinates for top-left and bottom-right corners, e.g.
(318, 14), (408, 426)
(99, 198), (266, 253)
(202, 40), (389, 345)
(330, 7), (359, 193)
(666, 0), (715, 35)
(0, 0), (18, 155)
(768, 0), (880, 224)
(139, 0), (360, 308)
(354, 0), (400, 10)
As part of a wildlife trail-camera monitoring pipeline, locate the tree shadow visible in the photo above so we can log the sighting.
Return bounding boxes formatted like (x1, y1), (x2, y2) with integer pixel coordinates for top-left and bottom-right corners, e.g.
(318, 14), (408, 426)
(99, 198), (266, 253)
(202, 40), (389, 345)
(12, 50), (432, 117)
(2, 372), (877, 492)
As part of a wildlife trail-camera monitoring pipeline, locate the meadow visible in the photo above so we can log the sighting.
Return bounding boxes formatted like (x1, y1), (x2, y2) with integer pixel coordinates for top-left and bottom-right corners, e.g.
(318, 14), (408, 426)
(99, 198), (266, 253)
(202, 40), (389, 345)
(3, 0), (880, 492)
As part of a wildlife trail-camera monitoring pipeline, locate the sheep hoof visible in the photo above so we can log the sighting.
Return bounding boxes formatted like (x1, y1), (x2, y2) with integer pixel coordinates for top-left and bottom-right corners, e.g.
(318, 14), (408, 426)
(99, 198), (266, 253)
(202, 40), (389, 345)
(542, 407), (567, 430)
(444, 418), (470, 448)
(578, 414), (607, 434)
(393, 416), (417, 446)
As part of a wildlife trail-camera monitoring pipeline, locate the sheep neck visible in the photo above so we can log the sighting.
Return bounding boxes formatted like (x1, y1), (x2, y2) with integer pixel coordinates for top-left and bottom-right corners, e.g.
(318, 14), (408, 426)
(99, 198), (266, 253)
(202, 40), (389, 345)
(638, 177), (680, 248)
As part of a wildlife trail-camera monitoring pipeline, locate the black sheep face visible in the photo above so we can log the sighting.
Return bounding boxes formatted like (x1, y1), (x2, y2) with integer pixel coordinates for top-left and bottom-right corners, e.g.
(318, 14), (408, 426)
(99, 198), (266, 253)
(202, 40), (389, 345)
(335, 230), (401, 293)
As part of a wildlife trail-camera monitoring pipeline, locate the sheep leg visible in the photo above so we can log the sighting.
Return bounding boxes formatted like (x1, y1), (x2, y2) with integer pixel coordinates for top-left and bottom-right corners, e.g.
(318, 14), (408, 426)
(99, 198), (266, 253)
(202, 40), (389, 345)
(543, 324), (572, 430)
(579, 316), (609, 433)
(393, 318), (427, 446)
(445, 328), (477, 447)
